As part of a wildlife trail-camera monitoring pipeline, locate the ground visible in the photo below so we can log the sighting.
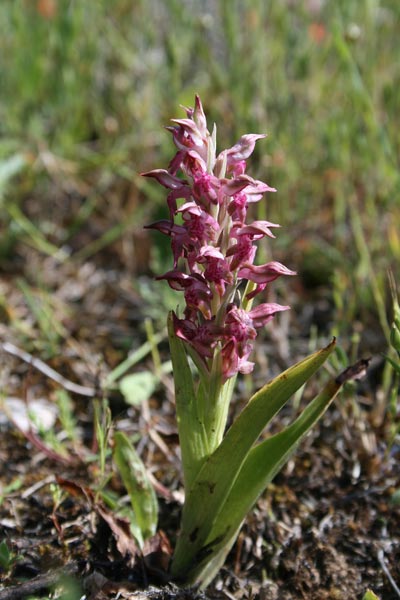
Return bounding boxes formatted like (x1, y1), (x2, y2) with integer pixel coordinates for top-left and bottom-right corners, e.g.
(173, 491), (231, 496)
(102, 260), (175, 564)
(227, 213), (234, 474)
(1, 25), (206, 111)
(0, 191), (399, 600)
(0, 395), (399, 600)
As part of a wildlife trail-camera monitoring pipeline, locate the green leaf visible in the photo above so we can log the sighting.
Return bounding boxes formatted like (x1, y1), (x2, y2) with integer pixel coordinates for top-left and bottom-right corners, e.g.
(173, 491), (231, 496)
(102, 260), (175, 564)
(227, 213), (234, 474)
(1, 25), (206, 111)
(0, 477), (23, 507)
(0, 154), (26, 197)
(187, 374), (343, 585)
(0, 540), (14, 570)
(113, 431), (158, 544)
(385, 354), (400, 375)
(171, 340), (336, 580)
(362, 591), (380, 600)
(168, 312), (209, 489)
(390, 489), (400, 506)
(119, 371), (158, 406)
(115, 505), (144, 550)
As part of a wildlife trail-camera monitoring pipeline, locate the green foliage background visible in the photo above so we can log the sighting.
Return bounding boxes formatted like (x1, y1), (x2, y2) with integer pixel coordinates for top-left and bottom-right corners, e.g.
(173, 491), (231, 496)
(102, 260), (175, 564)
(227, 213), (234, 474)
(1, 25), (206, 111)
(1, 0), (399, 349)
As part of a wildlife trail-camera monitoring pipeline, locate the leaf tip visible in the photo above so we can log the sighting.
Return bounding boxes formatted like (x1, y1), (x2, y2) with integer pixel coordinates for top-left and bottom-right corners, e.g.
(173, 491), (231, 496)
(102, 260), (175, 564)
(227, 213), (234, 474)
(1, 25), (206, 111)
(335, 357), (371, 385)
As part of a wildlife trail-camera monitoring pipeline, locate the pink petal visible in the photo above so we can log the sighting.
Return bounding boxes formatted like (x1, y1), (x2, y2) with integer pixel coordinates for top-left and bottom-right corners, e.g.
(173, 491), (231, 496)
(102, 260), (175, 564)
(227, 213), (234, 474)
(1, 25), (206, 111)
(183, 150), (208, 174)
(198, 245), (225, 261)
(224, 134), (267, 163)
(241, 176), (276, 197)
(141, 169), (187, 190)
(157, 270), (192, 290)
(221, 177), (253, 196)
(144, 220), (186, 236)
(168, 150), (186, 175)
(235, 220), (280, 238)
(238, 261), (296, 283)
(176, 201), (203, 216)
(169, 119), (204, 146)
(223, 174), (276, 200)
(193, 95), (208, 135)
(248, 303), (290, 327)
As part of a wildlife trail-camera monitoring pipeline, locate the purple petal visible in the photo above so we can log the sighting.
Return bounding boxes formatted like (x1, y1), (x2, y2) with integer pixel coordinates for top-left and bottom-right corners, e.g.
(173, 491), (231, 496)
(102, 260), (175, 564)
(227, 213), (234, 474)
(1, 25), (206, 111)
(144, 220), (186, 236)
(238, 261), (296, 283)
(176, 201), (203, 216)
(248, 303), (290, 327)
(235, 220), (280, 238)
(193, 95), (208, 135)
(198, 245), (225, 261)
(141, 169), (187, 190)
(157, 270), (192, 290)
(224, 134), (267, 163)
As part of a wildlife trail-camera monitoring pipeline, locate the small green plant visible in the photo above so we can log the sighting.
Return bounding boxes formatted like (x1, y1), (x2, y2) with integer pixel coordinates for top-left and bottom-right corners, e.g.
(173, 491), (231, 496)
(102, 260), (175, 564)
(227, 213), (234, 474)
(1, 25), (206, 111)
(88, 398), (158, 550)
(388, 273), (400, 372)
(143, 97), (367, 587)
(0, 478), (22, 507)
(362, 590), (380, 600)
(113, 431), (158, 548)
(0, 540), (20, 573)
(385, 273), (400, 449)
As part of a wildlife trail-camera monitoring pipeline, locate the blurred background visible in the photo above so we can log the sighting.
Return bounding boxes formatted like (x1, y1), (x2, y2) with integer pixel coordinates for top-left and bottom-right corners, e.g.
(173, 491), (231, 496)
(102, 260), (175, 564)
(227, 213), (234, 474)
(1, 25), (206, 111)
(1, 5), (399, 594)
(0, 0), (399, 397)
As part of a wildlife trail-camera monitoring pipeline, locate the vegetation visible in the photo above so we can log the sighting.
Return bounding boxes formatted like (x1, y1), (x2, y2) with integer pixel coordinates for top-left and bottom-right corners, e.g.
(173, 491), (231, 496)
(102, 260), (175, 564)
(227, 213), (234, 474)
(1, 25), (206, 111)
(0, 1), (399, 598)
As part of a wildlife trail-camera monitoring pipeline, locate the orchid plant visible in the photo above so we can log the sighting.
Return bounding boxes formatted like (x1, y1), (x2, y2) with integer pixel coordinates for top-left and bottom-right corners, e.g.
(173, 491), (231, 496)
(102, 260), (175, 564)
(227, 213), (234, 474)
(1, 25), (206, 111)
(143, 96), (364, 587)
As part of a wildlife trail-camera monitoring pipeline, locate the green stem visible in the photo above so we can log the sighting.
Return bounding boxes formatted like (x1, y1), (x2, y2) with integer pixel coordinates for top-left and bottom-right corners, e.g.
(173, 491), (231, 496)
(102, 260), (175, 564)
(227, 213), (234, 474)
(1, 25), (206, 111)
(199, 370), (237, 453)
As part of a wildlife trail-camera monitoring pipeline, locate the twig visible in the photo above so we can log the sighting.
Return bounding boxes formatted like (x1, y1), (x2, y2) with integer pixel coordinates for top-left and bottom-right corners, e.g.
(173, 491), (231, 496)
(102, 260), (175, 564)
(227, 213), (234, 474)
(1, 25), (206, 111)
(1, 341), (96, 397)
(21, 474), (55, 499)
(17, 426), (75, 466)
(147, 471), (184, 505)
(0, 563), (80, 600)
(377, 548), (400, 597)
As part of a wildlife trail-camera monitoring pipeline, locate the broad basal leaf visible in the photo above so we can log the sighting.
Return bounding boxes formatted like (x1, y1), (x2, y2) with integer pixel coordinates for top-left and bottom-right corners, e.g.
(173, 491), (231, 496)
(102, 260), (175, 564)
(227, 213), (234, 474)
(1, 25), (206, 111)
(168, 312), (209, 489)
(171, 340), (336, 579)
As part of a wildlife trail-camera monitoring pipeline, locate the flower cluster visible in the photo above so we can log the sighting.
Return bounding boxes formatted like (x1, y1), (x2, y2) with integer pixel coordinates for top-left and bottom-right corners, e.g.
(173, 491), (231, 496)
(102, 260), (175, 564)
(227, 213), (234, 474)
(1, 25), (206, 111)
(143, 96), (295, 381)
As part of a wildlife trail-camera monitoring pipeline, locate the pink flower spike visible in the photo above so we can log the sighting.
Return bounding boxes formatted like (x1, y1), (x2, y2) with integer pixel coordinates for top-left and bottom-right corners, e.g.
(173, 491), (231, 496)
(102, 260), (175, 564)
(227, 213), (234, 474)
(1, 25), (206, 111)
(238, 261), (296, 284)
(145, 96), (295, 382)
(248, 303), (290, 328)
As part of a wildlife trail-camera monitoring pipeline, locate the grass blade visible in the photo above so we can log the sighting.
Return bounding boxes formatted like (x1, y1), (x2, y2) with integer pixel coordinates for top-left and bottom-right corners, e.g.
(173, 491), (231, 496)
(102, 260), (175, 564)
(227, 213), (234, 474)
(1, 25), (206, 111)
(113, 431), (158, 544)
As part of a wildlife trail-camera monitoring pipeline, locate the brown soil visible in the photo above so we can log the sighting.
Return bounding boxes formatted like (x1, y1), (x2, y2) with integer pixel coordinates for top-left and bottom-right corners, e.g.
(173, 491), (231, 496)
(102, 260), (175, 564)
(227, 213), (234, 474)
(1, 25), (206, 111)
(0, 193), (399, 600)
